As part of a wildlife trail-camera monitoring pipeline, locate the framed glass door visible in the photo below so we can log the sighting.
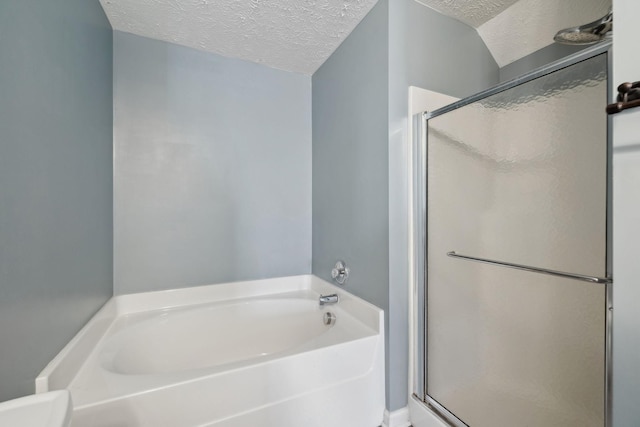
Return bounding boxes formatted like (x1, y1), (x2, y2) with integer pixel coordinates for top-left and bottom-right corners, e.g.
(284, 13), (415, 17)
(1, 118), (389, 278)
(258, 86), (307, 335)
(413, 44), (612, 427)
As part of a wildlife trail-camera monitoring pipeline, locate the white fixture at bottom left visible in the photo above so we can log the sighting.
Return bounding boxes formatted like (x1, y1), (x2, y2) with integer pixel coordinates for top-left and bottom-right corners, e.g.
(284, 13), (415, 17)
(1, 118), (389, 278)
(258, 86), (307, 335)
(0, 390), (72, 427)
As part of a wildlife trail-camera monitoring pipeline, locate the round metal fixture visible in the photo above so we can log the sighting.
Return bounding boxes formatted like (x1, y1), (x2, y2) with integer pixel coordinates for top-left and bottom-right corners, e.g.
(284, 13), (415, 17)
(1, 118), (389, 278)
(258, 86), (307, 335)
(323, 312), (336, 326)
(331, 261), (350, 285)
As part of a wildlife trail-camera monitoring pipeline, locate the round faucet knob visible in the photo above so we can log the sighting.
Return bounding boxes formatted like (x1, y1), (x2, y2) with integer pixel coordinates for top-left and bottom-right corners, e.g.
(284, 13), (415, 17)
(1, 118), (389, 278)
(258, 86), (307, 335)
(331, 261), (349, 285)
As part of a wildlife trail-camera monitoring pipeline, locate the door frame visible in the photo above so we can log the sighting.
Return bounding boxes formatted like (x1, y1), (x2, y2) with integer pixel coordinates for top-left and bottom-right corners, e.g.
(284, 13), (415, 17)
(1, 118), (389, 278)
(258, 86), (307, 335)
(410, 41), (613, 427)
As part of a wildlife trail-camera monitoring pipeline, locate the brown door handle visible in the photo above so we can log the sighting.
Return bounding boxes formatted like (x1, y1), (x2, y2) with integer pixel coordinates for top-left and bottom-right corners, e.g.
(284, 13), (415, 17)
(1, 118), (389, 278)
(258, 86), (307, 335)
(607, 81), (640, 114)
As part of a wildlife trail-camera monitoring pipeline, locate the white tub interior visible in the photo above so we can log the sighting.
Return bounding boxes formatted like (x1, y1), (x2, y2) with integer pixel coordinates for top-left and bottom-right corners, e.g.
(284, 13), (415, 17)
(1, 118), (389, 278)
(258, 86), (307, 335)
(103, 296), (349, 376)
(37, 275), (385, 427)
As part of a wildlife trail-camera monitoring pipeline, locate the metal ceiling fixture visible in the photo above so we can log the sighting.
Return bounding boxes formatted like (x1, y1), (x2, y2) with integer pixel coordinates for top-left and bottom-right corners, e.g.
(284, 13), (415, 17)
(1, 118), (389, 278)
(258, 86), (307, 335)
(554, 8), (613, 45)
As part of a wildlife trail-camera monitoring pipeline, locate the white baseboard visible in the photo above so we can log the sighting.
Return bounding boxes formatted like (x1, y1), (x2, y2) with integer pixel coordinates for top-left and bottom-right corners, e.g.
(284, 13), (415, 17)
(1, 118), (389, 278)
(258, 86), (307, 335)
(407, 397), (448, 427)
(382, 407), (411, 427)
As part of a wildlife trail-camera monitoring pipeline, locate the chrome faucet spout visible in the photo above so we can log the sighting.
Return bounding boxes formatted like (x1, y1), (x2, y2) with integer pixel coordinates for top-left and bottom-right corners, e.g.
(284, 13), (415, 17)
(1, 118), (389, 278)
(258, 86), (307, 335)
(319, 294), (339, 306)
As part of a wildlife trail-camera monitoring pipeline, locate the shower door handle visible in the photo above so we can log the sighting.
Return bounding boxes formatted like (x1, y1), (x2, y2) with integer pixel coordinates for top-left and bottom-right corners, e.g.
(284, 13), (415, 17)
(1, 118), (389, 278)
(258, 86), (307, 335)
(607, 81), (640, 114)
(446, 251), (611, 284)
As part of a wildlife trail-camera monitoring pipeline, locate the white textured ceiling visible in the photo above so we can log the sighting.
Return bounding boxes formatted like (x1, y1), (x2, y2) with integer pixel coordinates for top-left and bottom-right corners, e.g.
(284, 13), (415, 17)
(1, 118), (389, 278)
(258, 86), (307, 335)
(99, 0), (379, 75)
(416, 0), (611, 67)
(414, 0), (521, 27)
(101, 0), (612, 74)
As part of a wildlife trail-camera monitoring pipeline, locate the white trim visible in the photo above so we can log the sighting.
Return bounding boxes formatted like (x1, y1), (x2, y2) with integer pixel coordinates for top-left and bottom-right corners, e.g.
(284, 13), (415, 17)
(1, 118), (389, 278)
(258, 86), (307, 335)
(408, 397), (448, 427)
(382, 407), (412, 427)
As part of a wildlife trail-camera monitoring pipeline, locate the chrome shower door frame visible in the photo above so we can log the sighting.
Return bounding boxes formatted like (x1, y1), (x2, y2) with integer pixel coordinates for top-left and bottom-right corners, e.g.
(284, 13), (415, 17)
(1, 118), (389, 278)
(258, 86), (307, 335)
(411, 41), (613, 427)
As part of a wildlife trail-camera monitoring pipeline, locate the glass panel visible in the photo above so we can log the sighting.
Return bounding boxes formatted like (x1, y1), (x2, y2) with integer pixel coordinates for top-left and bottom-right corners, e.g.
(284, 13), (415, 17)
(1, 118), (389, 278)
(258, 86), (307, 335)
(428, 54), (608, 277)
(426, 54), (607, 426)
(427, 263), (605, 427)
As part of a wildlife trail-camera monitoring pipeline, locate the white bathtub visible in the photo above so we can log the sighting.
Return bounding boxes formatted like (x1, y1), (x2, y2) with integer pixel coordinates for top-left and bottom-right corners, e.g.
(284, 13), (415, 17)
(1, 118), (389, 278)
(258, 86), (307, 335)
(37, 275), (385, 427)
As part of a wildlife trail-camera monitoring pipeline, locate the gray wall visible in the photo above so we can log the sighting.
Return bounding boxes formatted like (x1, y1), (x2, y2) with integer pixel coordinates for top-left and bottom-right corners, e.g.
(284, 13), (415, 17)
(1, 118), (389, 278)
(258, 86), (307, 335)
(612, 0), (640, 424)
(387, 0), (499, 411)
(114, 32), (312, 294)
(312, 1), (389, 309)
(612, 139), (640, 427)
(0, 0), (113, 401)
(500, 43), (587, 82)
(313, 0), (499, 411)
(399, 1), (500, 99)
(312, 0), (390, 403)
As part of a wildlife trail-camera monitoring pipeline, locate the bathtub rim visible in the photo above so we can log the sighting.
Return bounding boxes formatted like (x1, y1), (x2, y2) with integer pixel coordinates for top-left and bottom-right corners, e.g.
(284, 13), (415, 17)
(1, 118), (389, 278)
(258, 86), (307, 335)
(36, 274), (383, 394)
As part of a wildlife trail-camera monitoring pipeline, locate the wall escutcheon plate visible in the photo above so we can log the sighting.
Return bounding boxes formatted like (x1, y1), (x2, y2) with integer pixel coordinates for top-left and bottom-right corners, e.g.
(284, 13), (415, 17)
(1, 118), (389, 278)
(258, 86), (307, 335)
(331, 261), (350, 285)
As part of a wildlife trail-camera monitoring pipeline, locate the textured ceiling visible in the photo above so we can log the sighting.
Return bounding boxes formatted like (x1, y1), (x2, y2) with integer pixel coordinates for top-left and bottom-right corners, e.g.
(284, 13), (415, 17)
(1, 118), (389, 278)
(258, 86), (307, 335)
(415, 0), (611, 67)
(414, 0), (521, 27)
(101, 0), (612, 75)
(99, 0), (379, 75)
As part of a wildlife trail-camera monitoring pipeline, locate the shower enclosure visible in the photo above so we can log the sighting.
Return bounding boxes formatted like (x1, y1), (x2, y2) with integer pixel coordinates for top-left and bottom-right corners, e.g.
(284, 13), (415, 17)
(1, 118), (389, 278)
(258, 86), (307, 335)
(413, 44), (612, 427)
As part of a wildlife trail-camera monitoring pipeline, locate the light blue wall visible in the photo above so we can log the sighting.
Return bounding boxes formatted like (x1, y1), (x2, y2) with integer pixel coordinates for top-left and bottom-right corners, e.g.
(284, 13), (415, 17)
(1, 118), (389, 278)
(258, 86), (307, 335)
(0, 0), (113, 401)
(113, 32), (312, 294)
(312, 0), (389, 311)
(398, 1), (500, 98)
(313, 0), (499, 411)
(387, 0), (499, 411)
(312, 0), (390, 404)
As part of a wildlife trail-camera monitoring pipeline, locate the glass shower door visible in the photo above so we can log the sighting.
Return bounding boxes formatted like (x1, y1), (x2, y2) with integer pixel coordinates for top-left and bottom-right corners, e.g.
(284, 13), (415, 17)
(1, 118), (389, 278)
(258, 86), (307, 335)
(425, 53), (609, 427)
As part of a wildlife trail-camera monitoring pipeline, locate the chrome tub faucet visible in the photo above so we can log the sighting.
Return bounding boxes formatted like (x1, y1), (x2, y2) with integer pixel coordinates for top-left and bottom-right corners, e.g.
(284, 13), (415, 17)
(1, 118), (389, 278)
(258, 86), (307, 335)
(319, 294), (339, 306)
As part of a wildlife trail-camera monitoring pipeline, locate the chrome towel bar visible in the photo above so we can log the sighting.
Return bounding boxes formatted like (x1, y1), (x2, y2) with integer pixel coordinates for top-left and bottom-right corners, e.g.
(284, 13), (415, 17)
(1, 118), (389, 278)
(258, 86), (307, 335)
(446, 251), (612, 284)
